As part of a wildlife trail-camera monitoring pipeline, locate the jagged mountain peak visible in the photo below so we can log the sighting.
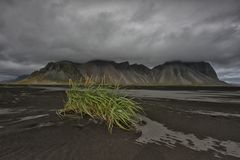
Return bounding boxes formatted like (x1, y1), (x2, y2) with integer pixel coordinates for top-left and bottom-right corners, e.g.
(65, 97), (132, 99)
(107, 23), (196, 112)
(19, 60), (226, 85)
(153, 61), (218, 80)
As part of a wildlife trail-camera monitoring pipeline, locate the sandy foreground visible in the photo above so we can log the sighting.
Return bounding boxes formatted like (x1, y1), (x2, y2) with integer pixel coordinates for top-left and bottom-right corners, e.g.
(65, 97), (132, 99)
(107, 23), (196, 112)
(0, 86), (240, 160)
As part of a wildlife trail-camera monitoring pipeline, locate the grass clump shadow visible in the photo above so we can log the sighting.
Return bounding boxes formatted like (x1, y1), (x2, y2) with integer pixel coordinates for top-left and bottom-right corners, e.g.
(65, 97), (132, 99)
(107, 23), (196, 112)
(57, 78), (143, 133)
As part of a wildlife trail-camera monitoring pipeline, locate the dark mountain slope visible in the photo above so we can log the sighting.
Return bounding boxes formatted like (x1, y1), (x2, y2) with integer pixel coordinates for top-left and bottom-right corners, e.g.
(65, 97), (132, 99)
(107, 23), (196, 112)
(152, 61), (223, 85)
(19, 60), (226, 85)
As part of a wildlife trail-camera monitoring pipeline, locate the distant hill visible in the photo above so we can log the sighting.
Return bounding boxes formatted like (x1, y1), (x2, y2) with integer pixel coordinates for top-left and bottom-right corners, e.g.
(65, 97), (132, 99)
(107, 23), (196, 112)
(1, 75), (29, 83)
(18, 60), (226, 85)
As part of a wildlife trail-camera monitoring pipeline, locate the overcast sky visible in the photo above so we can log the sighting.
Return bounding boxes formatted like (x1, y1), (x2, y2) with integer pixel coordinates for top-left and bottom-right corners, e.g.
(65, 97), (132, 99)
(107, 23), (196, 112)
(0, 0), (240, 83)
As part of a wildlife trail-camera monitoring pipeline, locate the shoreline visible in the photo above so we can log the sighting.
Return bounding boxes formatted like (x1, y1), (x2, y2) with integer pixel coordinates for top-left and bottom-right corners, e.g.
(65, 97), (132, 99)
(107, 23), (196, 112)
(0, 83), (240, 91)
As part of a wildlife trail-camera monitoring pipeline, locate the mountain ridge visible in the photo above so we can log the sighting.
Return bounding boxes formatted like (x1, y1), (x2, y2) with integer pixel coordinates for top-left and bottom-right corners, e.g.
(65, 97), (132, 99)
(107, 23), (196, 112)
(19, 60), (226, 85)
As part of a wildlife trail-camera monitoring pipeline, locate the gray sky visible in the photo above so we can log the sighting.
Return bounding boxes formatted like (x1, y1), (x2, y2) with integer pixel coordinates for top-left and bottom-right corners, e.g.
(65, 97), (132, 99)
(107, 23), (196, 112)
(0, 0), (240, 84)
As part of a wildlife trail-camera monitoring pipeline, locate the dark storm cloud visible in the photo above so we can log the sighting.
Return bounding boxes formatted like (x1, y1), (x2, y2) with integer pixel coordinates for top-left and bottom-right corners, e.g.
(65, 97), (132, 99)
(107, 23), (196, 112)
(0, 0), (240, 83)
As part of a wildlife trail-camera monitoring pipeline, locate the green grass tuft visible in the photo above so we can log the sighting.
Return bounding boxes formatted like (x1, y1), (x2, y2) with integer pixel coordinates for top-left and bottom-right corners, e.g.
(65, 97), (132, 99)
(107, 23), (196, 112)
(57, 79), (143, 133)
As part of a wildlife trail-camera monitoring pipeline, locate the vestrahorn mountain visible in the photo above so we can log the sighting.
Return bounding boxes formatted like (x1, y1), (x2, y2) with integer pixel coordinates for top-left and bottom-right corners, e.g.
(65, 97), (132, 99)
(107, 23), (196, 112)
(19, 60), (226, 85)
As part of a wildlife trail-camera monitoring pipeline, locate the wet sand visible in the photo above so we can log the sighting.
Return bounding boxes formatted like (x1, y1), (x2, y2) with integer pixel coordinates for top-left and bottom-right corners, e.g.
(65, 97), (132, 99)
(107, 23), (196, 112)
(0, 86), (240, 160)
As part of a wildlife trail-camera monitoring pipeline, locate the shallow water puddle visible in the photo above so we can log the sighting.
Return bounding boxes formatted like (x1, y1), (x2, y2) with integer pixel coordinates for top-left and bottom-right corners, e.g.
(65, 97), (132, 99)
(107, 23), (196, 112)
(187, 110), (240, 118)
(0, 108), (25, 115)
(19, 114), (49, 121)
(123, 90), (240, 104)
(38, 122), (55, 128)
(0, 108), (12, 115)
(22, 122), (55, 130)
(136, 116), (240, 158)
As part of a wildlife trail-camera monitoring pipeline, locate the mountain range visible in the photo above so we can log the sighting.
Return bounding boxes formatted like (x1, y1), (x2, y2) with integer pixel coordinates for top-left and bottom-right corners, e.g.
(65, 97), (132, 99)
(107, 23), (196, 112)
(18, 60), (226, 85)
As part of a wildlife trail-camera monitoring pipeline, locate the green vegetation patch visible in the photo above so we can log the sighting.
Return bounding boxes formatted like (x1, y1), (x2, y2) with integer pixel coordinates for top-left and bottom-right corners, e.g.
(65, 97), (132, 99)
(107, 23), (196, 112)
(57, 79), (143, 133)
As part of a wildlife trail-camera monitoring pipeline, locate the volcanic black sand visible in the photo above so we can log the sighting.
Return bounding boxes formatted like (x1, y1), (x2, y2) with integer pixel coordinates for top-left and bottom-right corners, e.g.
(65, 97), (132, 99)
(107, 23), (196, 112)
(0, 86), (240, 160)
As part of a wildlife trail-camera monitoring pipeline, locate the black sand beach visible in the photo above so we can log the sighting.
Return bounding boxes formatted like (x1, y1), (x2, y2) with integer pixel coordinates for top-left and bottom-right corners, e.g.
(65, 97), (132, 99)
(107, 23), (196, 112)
(0, 86), (240, 160)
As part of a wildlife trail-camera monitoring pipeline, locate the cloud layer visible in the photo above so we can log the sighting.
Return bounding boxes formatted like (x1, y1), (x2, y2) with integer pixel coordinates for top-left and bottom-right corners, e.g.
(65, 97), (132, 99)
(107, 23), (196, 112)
(0, 0), (240, 83)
